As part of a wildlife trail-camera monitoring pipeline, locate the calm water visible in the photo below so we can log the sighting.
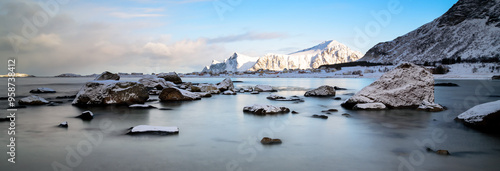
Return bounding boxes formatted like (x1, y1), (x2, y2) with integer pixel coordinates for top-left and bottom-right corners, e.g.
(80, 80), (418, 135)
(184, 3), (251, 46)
(1, 77), (500, 171)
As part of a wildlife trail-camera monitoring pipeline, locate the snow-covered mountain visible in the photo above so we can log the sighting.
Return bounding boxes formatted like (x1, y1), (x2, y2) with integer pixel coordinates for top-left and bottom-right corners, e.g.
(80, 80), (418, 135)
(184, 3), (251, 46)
(202, 53), (259, 73)
(360, 0), (500, 63)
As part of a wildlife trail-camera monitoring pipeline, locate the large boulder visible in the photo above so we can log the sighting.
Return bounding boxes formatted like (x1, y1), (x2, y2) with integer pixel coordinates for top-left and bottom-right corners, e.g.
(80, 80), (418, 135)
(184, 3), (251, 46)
(456, 100), (500, 133)
(18, 95), (49, 105)
(254, 85), (276, 92)
(243, 104), (290, 115)
(341, 63), (441, 109)
(138, 75), (175, 90)
(72, 81), (149, 105)
(159, 88), (201, 101)
(29, 87), (56, 93)
(158, 72), (182, 84)
(199, 83), (220, 94)
(216, 78), (234, 91)
(304, 85), (336, 97)
(94, 71), (120, 81)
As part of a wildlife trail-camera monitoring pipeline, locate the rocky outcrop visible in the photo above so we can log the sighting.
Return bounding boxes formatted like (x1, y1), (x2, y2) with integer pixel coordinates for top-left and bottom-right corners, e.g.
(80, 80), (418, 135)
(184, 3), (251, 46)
(216, 78), (234, 91)
(18, 95), (49, 105)
(243, 104), (290, 115)
(72, 81), (149, 105)
(138, 76), (175, 90)
(342, 63), (442, 110)
(159, 88), (201, 101)
(304, 85), (336, 97)
(94, 71), (120, 81)
(158, 72), (182, 84)
(254, 85), (276, 92)
(29, 87), (56, 93)
(456, 100), (500, 133)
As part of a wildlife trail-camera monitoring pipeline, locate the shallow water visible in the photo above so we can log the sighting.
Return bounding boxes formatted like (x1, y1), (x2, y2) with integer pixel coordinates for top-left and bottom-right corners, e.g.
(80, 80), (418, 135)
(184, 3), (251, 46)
(0, 77), (499, 171)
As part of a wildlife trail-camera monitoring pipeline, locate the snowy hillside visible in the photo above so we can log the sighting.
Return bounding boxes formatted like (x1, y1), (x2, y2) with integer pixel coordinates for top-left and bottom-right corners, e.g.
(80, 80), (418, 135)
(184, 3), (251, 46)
(202, 53), (259, 73)
(249, 40), (362, 71)
(360, 0), (500, 63)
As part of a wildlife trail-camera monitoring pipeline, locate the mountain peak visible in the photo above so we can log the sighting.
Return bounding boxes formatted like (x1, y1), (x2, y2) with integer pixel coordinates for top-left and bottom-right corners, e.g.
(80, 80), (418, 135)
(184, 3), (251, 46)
(289, 40), (348, 56)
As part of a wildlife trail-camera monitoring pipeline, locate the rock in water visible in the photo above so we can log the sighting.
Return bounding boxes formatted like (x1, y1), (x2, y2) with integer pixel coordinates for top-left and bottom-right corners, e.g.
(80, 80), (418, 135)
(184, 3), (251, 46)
(456, 100), (500, 133)
(304, 85), (336, 97)
(260, 137), (282, 145)
(222, 90), (236, 95)
(312, 115), (328, 119)
(243, 104), (290, 115)
(139, 75), (175, 90)
(198, 83), (220, 94)
(18, 95), (50, 105)
(418, 100), (445, 112)
(72, 81), (149, 105)
(29, 87), (56, 93)
(158, 72), (182, 84)
(254, 85), (276, 92)
(77, 111), (94, 120)
(58, 121), (68, 128)
(353, 103), (387, 110)
(341, 63), (441, 109)
(492, 75), (500, 80)
(216, 78), (234, 91)
(128, 125), (179, 135)
(94, 71), (120, 81)
(159, 88), (201, 101)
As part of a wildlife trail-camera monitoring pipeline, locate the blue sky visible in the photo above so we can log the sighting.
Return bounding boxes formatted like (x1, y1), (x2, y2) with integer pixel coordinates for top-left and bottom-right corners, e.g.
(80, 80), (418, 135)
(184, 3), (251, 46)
(0, 0), (457, 75)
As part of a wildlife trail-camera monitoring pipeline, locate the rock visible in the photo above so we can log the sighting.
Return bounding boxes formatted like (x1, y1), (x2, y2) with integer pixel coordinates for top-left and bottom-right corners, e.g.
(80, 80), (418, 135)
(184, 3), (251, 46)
(417, 100), (445, 112)
(199, 83), (220, 94)
(222, 90), (237, 95)
(72, 81), (149, 106)
(341, 113), (351, 117)
(244, 88), (252, 92)
(251, 91), (259, 94)
(436, 150), (450, 155)
(159, 88), (201, 101)
(139, 75), (175, 90)
(58, 121), (68, 128)
(157, 72), (182, 84)
(180, 82), (192, 89)
(260, 137), (282, 145)
(254, 85), (276, 92)
(492, 75), (500, 80)
(18, 95), (49, 105)
(243, 104), (290, 115)
(434, 83), (459, 87)
(267, 94), (303, 102)
(334, 86), (347, 90)
(304, 85), (336, 97)
(291, 111), (299, 114)
(128, 125), (179, 135)
(456, 100), (500, 133)
(353, 103), (387, 110)
(216, 78), (234, 91)
(94, 71), (120, 81)
(328, 109), (338, 112)
(312, 114), (328, 119)
(267, 94), (286, 100)
(195, 92), (212, 98)
(341, 63), (440, 109)
(29, 87), (56, 93)
(239, 89), (245, 93)
(333, 97), (342, 100)
(129, 104), (157, 109)
(77, 111), (94, 120)
(190, 85), (201, 92)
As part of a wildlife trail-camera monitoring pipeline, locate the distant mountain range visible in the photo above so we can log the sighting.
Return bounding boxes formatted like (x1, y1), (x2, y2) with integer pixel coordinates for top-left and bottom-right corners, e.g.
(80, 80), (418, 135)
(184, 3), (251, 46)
(202, 40), (362, 73)
(359, 0), (500, 63)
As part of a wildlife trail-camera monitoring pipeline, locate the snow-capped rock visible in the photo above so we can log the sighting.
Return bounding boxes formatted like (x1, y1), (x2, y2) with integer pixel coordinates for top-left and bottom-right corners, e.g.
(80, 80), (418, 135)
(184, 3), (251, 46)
(341, 63), (441, 109)
(417, 100), (445, 112)
(72, 81), (149, 105)
(29, 87), (56, 93)
(254, 85), (276, 92)
(157, 72), (182, 84)
(456, 100), (500, 132)
(128, 125), (179, 134)
(353, 103), (387, 110)
(138, 75), (175, 90)
(216, 78), (234, 91)
(159, 88), (201, 101)
(198, 83), (220, 94)
(77, 111), (94, 120)
(58, 121), (68, 128)
(250, 40), (362, 71)
(18, 95), (49, 105)
(360, 0), (500, 63)
(267, 94), (286, 100)
(222, 90), (237, 95)
(94, 71), (120, 81)
(304, 85), (336, 97)
(243, 104), (290, 115)
(202, 53), (259, 73)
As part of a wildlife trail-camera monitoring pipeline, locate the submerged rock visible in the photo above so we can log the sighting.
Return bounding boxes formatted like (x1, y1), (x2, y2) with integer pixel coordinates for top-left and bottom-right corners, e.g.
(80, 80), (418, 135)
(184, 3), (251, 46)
(18, 95), (49, 105)
(72, 81), (149, 106)
(341, 63), (441, 109)
(456, 100), (500, 133)
(243, 104), (290, 115)
(254, 85), (276, 92)
(304, 85), (336, 97)
(77, 111), (94, 120)
(158, 72), (182, 84)
(94, 71), (120, 81)
(128, 125), (179, 135)
(341, 113), (351, 117)
(29, 87), (56, 93)
(129, 104), (157, 109)
(159, 88), (201, 101)
(312, 114), (328, 119)
(260, 137), (282, 145)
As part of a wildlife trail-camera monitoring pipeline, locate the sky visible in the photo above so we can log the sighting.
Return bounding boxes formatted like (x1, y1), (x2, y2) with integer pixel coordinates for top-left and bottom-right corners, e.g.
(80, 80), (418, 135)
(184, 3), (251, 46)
(0, 0), (458, 76)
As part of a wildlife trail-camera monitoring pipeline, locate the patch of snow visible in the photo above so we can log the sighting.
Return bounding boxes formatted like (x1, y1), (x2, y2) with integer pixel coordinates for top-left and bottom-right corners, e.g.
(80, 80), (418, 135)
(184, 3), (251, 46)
(129, 125), (179, 134)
